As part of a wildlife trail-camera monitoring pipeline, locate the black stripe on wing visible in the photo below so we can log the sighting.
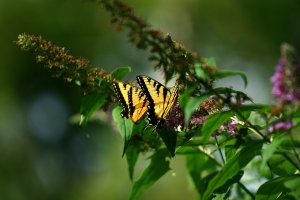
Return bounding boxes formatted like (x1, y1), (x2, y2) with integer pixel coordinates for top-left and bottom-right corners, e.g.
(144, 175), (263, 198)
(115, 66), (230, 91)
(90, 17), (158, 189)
(113, 82), (129, 118)
(136, 76), (158, 126)
(135, 87), (149, 118)
(128, 86), (135, 117)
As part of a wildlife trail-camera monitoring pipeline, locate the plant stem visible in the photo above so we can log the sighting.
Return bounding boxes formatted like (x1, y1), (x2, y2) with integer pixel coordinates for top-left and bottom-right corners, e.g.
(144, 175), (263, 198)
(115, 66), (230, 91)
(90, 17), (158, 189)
(280, 152), (300, 171)
(237, 182), (255, 199)
(233, 109), (270, 143)
(215, 136), (226, 165)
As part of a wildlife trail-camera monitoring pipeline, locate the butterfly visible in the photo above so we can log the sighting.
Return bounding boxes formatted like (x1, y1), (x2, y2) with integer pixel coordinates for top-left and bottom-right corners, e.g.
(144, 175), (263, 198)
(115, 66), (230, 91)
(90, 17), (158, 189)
(113, 75), (179, 127)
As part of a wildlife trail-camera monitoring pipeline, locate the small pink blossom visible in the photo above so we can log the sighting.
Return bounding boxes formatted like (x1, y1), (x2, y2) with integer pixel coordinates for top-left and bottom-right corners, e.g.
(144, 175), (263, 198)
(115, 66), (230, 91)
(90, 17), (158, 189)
(271, 43), (300, 102)
(268, 119), (294, 132)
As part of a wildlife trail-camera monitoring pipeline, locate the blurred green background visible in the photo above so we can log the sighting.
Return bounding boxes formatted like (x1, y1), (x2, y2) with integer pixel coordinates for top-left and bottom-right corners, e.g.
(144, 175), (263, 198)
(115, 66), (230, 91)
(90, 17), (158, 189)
(1, 0), (300, 199)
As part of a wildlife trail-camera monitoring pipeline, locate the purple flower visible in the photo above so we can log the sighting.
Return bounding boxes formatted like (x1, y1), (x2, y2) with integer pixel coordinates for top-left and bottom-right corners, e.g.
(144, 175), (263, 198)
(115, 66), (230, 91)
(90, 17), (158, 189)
(271, 43), (300, 102)
(166, 101), (207, 130)
(219, 125), (226, 131)
(227, 119), (239, 135)
(189, 115), (206, 129)
(268, 119), (294, 132)
(166, 101), (184, 130)
(217, 118), (239, 136)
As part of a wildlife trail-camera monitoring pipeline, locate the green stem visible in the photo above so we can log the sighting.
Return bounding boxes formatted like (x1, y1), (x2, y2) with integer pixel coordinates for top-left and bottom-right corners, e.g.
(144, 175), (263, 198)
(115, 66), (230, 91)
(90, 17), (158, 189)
(238, 182), (255, 199)
(233, 109), (270, 143)
(215, 136), (225, 165)
(280, 152), (300, 171)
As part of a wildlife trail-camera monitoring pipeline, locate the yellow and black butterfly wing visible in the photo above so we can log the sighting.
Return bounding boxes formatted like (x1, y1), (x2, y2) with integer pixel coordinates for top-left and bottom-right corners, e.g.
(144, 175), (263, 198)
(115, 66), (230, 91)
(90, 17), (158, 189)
(113, 82), (148, 123)
(160, 79), (179, 119)
(136, 75), (179, 126)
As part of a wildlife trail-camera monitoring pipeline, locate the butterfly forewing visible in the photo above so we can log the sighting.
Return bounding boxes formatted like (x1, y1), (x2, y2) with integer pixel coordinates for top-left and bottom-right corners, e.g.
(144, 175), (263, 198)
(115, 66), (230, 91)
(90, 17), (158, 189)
(160, 80), (179, 119)
(136, 75), (179, 127)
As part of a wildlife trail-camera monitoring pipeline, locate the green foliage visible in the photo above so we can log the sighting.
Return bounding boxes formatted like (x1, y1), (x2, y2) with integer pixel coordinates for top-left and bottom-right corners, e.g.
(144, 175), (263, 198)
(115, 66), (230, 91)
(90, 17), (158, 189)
(112, 106), (135, 155)
(203, 141), (263, 199)
(224, 138), (238, 160)
(126, 145), (139, 181)
(111, 66), (131, 80)
(260, 136), (284, 171)
(284, 176), (300, 199)
(256, 175), (300, 200)
(268, 154), (298, 176)
(80, 86), (109, 126)
(157, 127), (177, 157)
(16, 1), (300, 200)
(113, 106), (133, 139)
(201, 111), (233, 142)
(129, 149), (170, 200)
(186, 152), (218, 196)
(113, 106), (149, 156)
(194, 63), (207, 79)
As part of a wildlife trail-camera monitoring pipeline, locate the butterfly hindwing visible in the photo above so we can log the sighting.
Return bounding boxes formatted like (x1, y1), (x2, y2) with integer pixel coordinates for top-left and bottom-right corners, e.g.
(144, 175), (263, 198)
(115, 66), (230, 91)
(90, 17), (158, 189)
(136, 75), (179, 127)
(113, 82), (148, 123)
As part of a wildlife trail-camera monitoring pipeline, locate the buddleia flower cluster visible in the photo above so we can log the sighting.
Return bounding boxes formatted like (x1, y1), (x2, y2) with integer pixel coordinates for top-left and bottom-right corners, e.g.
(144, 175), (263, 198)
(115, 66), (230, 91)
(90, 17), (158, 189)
(271, 43), (300, 103)
(268, 43), (300, 133)
(268, 119), (294, 133)
(166, 97), (241, 136)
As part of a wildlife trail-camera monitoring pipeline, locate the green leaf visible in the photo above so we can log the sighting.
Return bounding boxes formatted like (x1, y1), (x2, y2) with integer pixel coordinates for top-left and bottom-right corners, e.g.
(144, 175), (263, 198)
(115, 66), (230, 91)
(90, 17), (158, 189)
(178, 86), (197, 108)
(210, 87), (252, 101)
(112, 106), (134, 155)
(194, 63), (207, 79)
(224, 138), (238, 161)
(112, 106), (133, 140)
(80, 91), (107, 126)
(268, 154), (297, 176)
(178, 87), (208, 126)
(256, 175), (300, 200)
(280, 137), (300, 149)
(157, 127), (177, 157)
(233, 104), (272, 113)
(126, 145), (139, 181)
(203, 57), (217, 67)
(111, 66), (131, 80)
(292, 106), (300, 127)
(284, 175), (300, 200)
(214, 171), (244, 194)
(201, 110), (233, 142)
(112, 107), (148, 156)
(129, 149), (170, 200)
(203, 141), (263, 200)
(213, 70), (248, 88)
(212, 193), (229, 200)
(186, 153), (212, 195)
(178, 136), (214, 147)
(260, 136), (284, 171)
